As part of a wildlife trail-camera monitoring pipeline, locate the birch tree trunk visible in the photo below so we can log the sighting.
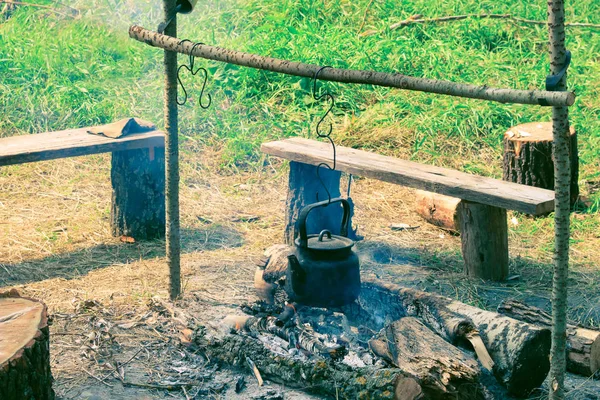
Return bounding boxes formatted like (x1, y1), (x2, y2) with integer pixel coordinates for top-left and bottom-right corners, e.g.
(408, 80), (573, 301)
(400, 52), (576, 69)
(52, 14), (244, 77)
(547, 0), (571, 398)
(163, 0), (181, 300)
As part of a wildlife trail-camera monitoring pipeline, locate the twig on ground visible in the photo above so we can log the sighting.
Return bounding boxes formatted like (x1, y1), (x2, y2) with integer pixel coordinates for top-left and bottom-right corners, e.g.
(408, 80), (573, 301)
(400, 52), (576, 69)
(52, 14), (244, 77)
(182, 386), (191, 400)
(246, 356), (264, 386)
(357, 0), (375, 34)
(83, 368), (114, 387)
(360, 13), (600, 37)
(122, 381), (194, 390)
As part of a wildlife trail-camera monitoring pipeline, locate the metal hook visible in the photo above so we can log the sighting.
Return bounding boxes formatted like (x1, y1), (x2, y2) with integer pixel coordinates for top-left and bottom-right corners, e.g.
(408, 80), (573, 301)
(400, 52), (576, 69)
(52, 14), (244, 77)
(312, 66), (337, 205)
(176, 40), (212, 109)
(312, 66), (335, 141)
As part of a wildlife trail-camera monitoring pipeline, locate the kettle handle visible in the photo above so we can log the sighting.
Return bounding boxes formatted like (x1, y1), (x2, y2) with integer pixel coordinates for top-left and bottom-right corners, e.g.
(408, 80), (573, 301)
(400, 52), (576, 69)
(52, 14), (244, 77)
(295, 197), (351, 249)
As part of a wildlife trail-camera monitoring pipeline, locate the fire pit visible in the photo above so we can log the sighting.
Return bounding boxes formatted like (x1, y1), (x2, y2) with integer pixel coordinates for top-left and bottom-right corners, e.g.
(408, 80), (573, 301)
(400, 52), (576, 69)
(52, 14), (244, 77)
(195, 277), (551, 400)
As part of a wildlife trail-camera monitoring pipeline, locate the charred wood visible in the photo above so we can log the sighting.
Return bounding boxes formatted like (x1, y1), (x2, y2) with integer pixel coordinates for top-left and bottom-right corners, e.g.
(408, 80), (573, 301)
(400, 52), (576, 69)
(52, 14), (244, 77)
(369, 317), (482, 399)
(360, 279), (551, 397)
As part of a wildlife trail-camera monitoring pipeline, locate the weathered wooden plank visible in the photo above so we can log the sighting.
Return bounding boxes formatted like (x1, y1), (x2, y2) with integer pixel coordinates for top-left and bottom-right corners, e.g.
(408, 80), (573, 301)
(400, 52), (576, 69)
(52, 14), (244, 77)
(261, 137), (555, 215)
(0, 128), (165, 166)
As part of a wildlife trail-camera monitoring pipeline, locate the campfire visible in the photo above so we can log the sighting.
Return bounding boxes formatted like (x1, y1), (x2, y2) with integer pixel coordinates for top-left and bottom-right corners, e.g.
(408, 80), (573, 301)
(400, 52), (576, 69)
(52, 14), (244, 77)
(188, 198), (558, 399)
(192, 235), (555, 400)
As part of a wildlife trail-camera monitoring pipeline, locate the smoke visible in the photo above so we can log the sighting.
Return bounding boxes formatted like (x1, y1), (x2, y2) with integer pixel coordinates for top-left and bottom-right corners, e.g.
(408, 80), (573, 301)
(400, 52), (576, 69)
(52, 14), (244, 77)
(69, 0), (163, 31)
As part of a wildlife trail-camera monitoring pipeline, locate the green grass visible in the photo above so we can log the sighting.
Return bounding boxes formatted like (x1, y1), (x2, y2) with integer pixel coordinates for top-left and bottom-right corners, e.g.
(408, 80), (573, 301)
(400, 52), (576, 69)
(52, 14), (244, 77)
(3, 0), (599, 169)
(1, 0), (599, 254)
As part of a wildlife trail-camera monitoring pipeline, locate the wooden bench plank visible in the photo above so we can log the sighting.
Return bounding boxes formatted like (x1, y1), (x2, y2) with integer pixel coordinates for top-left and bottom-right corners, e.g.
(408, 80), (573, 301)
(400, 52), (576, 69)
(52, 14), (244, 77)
(261, 137), (555, 215)
(0, 127), (165, 167)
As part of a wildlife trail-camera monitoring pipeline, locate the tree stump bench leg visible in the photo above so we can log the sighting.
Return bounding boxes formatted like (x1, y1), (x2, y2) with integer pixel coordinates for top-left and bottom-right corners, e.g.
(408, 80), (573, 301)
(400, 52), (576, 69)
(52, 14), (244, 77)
(458, 201), (508, 281)
(284, 161), (356, 245)
(110, 147), (166, 240)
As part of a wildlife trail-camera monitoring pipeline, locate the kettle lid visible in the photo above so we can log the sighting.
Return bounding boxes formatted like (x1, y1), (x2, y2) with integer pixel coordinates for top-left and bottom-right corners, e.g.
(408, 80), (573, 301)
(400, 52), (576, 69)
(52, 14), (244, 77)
(300, 230), (354, 251)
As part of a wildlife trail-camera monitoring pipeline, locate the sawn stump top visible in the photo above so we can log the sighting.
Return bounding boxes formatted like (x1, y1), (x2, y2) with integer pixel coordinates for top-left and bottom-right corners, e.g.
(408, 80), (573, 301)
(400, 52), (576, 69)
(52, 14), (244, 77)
(0, 297), (44, 366)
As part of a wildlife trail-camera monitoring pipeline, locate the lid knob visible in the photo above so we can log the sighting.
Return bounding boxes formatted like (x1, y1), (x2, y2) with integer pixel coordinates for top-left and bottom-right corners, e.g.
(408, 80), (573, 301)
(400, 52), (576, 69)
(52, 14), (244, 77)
(318, 230), (332, 242)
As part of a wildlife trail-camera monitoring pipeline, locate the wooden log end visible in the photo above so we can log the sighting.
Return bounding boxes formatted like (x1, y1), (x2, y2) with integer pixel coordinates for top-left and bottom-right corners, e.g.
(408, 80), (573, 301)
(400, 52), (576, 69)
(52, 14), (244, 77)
(394, 376), (424, 400)
(498, 327), (551, 397)
(590, 333), (600, 375)
(414, 190), (462, 233)
(0, 291), (54, 400)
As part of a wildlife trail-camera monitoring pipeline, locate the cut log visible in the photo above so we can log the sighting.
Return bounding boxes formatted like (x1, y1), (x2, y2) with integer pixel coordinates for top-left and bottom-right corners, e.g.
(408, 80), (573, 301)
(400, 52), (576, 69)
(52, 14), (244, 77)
(497, 299), (600, 376)
(369, 317), (481, 399)
(458, 201), (508, 281)
(415, 190), (462, 233)
(284, 161), (357, 245)
(0, 290), (55, 400)
(359, 279), (551, 397)
(503, 122), (579, 208)
(110, 147), (166, 240)
(254, 244), (293, 304)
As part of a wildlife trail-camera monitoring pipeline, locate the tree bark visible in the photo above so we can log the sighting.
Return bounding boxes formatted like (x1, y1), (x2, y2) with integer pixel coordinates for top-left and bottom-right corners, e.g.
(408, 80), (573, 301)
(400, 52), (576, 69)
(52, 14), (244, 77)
(497, 299), (600, 377)
(284, 161), (357, 245)
(458, 201), (508, 281)
(414, 190), (462, 233)
(369, 317), (481, 399)
(163, 0), (180, 300)
(547, 0), (571, 398)
(0, 290), (54, 400)
(360, 279), (551, 397)
(110, 147), (165, 240)
(502, 122), (578, 208)
(128, 25), (575, 107)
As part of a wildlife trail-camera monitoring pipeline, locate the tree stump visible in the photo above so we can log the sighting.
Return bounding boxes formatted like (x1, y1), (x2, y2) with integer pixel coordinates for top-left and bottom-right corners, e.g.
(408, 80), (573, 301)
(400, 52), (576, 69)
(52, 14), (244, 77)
(111, 147), (165, 240)
(503, 122), (579, 208)
(0, 290), (54, 400)
(458, 201), (508, 281)
(414, 190), (462, 233)
(284, 161), (356, 245)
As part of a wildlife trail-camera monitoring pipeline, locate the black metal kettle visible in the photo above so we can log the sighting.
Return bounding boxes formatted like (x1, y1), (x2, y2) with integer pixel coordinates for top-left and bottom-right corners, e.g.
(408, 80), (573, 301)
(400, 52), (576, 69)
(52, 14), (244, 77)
(286, 198), (360, 307)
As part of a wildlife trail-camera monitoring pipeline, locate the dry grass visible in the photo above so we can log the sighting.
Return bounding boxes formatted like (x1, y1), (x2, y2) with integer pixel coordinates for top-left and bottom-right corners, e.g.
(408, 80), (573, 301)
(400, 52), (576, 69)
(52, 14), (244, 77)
(1, 147), (600, 398)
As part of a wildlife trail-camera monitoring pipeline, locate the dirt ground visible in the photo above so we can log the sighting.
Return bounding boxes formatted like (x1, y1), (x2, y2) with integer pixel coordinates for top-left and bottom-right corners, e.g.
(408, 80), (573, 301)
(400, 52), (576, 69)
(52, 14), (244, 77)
(1, 149), (599, 399)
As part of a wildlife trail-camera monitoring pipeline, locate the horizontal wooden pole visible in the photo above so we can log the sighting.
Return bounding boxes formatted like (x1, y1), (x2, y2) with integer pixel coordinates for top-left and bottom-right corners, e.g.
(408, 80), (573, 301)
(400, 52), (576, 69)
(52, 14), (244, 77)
(129, 25), (574, 107)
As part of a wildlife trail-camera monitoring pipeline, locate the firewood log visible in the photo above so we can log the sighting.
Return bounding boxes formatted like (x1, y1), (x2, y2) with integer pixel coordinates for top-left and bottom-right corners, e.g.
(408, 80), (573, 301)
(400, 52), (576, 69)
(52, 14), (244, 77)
(254, 244), (292, 304)
(414, 190), (462, 233)
(498, 299), (600, 376)
(197, 326), (484, 399)
(360, 279), (551, 397)
(0, 290), (55, 400)
(369, 317), (481, 399)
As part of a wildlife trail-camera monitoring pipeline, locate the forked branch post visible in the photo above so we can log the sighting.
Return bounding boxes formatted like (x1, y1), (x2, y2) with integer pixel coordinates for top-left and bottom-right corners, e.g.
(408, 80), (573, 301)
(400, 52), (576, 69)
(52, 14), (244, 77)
(129, 25), (574, 108)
